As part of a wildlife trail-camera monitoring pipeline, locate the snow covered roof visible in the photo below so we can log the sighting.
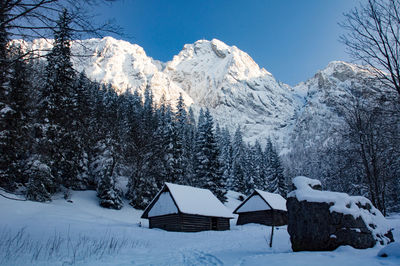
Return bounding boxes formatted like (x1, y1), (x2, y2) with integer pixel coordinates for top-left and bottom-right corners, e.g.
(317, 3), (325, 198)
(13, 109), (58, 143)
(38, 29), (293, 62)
(255, 190), (287, 211)
(233, 190), (287, 214)
(142, 183), (233, 219)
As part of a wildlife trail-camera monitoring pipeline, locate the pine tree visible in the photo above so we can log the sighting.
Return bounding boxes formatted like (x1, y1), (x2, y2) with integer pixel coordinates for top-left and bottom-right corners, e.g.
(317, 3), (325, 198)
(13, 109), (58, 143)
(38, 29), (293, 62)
(0, 6), (10, 176)
(159, 100), (178, 183)
(217, 126), (233, 190)
(231, 127), (248, 194)
(0, 47), (32, 189)
(35, 9), (82, 197)
(265, 139), (287, 197)
(94, 143), (123, 210)
(173, 93), (189, 184)
(252, 141), (266, 190)
(243, 143), (258, 194)
(183, 107), (197, 186)
(26, 160), (55, 202)
(126, 86), (160, 209)
(73, 72), (95, 189)
(195, 108), (226, 202)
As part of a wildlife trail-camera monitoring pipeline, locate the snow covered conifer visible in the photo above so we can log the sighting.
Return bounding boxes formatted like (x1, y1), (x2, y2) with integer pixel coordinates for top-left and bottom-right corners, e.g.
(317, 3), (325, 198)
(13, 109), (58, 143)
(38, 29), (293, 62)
(195, 108), (227, 202)
(160, 101), (180, 183)
(97, 175), (123, 210)
(182, 107), (197, 185)
(36, 9), (83, 192)
(0, 48), (32, 189)
(26, 160), (55, 202)
(217, 126), (233, 190)
(126, 86), (162, 209)
(95, 147), (123, 210)
(251, 141), (266, 191)
(231, 127), (248, 194)
(265, 139), (287, 197)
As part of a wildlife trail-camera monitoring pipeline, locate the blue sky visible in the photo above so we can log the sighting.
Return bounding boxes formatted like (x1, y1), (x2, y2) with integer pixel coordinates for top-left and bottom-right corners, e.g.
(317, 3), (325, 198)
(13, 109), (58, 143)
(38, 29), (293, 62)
(97, 0), (359, 86)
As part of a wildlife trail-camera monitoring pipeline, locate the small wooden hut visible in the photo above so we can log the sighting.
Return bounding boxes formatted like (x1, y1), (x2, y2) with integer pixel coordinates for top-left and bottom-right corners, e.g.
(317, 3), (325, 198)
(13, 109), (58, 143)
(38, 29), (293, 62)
(141, 183), (233, 232)
(233, 189), (287, 226)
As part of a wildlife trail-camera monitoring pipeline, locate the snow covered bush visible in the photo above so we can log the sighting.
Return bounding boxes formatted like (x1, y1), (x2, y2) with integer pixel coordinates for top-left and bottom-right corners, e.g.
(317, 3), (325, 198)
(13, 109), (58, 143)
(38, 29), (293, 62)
(25, 160), (55, 202)
(93, 143), (123, 210)
(97, 173), (123, 210)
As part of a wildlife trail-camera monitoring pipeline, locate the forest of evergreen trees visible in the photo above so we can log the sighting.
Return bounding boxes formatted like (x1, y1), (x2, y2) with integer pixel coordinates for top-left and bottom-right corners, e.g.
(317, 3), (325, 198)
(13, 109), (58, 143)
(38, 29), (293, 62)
(0, 10), (287, 210)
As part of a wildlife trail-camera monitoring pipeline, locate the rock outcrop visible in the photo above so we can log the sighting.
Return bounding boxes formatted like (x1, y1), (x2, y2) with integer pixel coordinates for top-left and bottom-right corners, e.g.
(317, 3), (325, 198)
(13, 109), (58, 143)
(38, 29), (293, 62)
(287, 176), (394, 252)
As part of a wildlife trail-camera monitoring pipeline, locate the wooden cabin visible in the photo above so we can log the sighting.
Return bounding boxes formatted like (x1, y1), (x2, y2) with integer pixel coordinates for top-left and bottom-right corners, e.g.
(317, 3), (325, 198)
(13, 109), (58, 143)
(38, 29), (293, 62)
(233, 189), (287, 226)
(141, 183), (233, 232)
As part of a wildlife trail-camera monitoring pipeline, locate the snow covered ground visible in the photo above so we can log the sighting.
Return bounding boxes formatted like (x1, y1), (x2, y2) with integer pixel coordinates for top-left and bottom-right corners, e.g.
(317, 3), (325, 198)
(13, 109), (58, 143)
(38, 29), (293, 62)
(0, 190), (399, 265)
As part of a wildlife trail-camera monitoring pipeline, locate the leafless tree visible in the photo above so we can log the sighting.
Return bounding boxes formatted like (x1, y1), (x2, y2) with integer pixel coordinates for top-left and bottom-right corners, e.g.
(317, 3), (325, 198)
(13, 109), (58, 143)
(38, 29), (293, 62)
(339, 91), (400, 215)
(0, 0), (121, 111)
(1, 1), (119, 40)
(340, 0), (400, 98)
(0, 0), (120, 68)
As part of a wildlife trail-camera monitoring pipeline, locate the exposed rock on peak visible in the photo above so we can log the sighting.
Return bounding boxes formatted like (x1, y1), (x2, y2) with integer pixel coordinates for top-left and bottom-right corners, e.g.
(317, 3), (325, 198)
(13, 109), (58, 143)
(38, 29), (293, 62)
(165, 38), (295, 145)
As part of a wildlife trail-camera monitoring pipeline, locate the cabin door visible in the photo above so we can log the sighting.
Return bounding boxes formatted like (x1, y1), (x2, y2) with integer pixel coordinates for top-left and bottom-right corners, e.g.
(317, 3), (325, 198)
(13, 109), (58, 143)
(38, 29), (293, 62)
(211, 217), (218, 230)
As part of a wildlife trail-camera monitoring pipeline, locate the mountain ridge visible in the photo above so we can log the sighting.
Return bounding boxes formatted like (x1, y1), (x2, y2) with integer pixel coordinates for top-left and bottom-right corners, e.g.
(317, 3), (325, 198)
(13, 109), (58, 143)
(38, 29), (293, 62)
(12, 37), (374, 148)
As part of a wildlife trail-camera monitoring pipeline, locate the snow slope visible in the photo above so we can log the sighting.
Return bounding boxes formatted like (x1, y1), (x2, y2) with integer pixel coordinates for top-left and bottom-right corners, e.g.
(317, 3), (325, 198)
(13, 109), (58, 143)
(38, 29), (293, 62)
(1, 190), (399, 265)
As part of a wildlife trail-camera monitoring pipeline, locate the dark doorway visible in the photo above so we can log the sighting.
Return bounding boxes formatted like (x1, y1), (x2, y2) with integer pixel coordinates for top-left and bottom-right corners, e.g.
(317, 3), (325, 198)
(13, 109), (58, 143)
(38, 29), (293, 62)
(211, 217), (217, 230)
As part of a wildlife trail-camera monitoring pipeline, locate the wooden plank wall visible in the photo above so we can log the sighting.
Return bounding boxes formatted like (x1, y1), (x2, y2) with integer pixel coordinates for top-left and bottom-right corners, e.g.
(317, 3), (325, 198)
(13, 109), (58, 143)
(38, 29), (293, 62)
(150, 214), (230, 232)
(236, 210), (287, 226)
(149, 214), (181, 231)
(216, 218), (230, 231)
(181, 214), (211, 232)
(181, 214), (230, 232)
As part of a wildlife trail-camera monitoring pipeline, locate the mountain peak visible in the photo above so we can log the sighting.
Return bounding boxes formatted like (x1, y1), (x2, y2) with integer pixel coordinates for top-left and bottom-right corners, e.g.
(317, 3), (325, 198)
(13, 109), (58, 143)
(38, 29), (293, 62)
(320, 61), (375, 79)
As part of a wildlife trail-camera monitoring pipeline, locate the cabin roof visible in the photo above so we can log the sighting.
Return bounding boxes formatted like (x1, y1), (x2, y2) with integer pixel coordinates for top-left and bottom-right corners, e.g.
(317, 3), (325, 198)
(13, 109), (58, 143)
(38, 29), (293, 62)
(255, 189), (287, 211)
(233, 189), (287, 214)
(142, 183), (234, 219)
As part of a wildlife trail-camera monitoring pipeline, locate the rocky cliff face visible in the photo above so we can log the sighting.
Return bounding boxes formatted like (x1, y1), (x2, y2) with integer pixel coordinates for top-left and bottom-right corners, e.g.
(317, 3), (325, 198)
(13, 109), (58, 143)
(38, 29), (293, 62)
(285, 61), (381, 163)
(290, 60), (379, 148)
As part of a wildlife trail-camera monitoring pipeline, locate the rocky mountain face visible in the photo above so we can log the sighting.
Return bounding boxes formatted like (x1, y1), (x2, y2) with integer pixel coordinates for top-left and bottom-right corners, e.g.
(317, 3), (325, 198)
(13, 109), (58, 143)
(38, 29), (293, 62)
(289, 61), (380, 151)
(290, 61), (378, 147)
(14, 37), (379, 149)
(164, 39), (297, 145)
(285, 61), (384, 180)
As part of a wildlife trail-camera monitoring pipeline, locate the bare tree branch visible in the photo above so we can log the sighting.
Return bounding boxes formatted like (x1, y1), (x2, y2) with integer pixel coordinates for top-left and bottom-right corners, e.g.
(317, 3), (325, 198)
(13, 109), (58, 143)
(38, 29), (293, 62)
(340, 0), (400, 98)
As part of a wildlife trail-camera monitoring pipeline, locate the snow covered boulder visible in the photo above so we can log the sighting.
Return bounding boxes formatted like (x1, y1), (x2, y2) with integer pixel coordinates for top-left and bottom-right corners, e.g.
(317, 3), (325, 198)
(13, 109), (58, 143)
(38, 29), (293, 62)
(287, 176), (393, 252)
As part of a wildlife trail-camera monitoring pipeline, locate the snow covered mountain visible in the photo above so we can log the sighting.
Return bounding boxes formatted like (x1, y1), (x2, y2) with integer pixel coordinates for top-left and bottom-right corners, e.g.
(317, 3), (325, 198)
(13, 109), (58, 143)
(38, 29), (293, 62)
(164, 39), (298, 145)
(292, 60), (379, 138)
(15, 37), (298, 146)
(14, 37), (380, 149)
(17, 37), (194, 106)
(288, 61), (380, 159)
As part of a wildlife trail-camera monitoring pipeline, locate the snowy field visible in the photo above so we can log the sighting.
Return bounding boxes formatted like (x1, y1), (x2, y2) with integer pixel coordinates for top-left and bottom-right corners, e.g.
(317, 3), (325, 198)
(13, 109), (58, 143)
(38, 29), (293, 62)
(0, 190), (399, 266)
